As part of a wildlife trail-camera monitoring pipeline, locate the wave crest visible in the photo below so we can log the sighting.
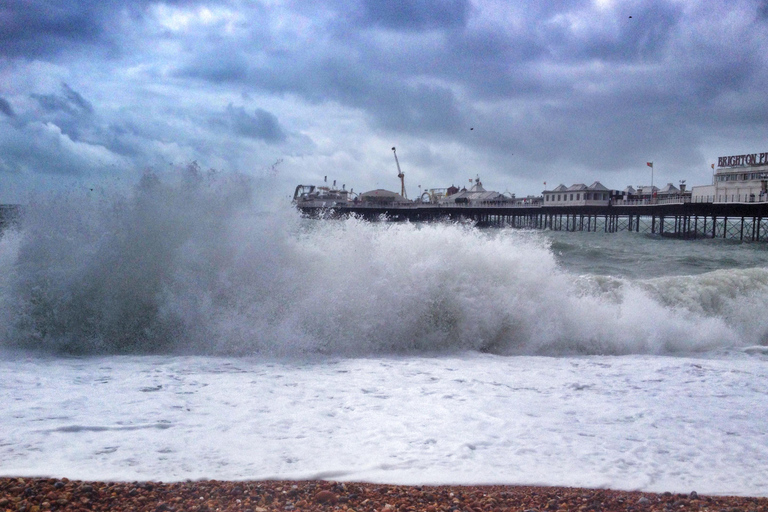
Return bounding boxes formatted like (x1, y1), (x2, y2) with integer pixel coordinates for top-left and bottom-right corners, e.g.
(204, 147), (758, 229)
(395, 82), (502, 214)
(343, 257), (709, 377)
(1, 170), (763, 356)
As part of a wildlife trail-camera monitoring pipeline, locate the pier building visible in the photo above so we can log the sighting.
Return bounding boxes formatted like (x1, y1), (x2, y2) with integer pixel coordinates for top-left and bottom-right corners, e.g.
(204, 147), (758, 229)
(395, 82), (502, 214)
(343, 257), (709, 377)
(543, 182), (615, 206)
(691, 150), (768, 203)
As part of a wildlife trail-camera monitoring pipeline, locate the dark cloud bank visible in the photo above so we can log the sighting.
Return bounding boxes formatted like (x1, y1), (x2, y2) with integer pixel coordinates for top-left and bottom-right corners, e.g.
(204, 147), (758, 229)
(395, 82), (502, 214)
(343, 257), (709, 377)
(1, 0), (767, 200)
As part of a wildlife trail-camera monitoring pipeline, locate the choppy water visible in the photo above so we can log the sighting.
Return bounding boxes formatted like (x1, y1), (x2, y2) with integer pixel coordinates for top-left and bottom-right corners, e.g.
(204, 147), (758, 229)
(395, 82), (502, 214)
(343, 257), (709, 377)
(1, 170), (766, 494)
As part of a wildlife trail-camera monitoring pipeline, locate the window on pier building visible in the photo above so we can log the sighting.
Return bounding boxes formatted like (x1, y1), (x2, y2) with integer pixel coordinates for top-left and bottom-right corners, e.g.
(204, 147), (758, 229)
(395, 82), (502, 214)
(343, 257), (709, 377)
(576, 193), (580, 200)
(557, 194), (561, 201)
(570, 194), (573, 200)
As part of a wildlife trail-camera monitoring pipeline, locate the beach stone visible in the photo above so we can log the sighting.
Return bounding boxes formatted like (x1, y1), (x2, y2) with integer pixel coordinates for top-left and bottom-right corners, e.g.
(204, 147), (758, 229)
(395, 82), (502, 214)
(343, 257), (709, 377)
(638, 497), (651, 506)
(315, 490), (338, 504)
(690, 492), (699, 500)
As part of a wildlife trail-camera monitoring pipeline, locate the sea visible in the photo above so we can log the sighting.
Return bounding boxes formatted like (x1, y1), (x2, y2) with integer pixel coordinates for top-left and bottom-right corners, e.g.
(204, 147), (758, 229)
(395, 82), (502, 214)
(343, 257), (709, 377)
(1, 171), (767, 496)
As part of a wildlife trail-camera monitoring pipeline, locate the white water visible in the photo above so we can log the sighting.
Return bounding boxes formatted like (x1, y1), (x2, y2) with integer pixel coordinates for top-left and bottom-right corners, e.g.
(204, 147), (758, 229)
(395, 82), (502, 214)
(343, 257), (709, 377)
(2, 353), (767, 495)
(1, 170), (767, 494)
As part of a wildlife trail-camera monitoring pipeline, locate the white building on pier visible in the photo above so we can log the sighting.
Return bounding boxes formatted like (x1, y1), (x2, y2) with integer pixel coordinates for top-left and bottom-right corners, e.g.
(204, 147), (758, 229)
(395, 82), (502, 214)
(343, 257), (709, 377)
(542, 182), (615, 206)
(691, 150), (768, 203)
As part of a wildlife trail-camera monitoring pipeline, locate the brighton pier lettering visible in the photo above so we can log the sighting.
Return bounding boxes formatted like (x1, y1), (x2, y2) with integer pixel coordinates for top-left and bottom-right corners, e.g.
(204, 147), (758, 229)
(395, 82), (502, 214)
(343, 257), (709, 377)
(718, 152), (768, 167)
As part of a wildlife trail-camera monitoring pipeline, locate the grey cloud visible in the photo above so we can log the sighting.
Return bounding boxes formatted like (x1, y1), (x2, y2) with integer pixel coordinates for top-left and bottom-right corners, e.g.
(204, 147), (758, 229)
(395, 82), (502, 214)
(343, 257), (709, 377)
(62, 83), (94, 114)
(32, 83), (94, 115)
(366, 82), (465, 135)
(0, 1), (103, 58)
(759, 0), (768, 19)
(181, 53), (250, 84)
(540, 1), (684, 63)
(212, 105), (287, 143)
(0, 98), (15, 117)
(29, 83), (96, 142)
(0, 123), (105, 176)
(0, 0), (202, 59)
(357, 0), (471, 31)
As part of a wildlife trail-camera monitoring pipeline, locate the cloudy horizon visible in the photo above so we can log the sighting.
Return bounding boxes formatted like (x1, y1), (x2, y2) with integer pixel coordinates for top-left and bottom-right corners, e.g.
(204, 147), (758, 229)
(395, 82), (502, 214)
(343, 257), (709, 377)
(1, 0), (767, 204)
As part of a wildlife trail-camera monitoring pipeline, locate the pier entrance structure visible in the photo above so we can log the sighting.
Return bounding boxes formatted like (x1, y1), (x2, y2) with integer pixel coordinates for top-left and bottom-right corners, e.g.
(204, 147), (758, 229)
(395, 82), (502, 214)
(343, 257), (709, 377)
(297, 202), (768, 242)
(691, 151), (768, 203)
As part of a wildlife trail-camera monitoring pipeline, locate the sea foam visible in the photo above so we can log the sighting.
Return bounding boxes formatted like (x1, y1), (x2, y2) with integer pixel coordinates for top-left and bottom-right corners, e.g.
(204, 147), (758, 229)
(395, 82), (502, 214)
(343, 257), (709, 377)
(1, 169), (763, 356)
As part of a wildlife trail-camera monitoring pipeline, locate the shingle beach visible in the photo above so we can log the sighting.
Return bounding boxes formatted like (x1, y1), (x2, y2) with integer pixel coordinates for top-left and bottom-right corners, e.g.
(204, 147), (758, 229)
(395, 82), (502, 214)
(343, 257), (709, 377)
(2, 478), (766, 512)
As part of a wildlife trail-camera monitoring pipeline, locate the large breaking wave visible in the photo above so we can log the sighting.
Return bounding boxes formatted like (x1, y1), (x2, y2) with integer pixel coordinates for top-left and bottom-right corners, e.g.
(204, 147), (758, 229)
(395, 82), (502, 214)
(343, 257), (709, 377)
(1, 169), (767, 356)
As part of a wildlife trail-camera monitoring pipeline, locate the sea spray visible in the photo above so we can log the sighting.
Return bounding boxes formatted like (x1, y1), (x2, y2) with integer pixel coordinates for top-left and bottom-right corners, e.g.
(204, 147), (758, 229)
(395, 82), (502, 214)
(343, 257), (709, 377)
(0, 170), (760, 356)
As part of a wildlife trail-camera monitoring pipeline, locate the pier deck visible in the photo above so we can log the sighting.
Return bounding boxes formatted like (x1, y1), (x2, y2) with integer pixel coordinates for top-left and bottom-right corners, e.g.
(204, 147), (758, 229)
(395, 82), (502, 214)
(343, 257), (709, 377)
(297, 202), (768, 242)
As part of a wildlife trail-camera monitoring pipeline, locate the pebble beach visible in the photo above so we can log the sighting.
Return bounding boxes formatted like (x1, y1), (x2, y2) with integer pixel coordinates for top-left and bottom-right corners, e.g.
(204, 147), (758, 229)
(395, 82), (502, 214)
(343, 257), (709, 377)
(2, 478), (766, 512)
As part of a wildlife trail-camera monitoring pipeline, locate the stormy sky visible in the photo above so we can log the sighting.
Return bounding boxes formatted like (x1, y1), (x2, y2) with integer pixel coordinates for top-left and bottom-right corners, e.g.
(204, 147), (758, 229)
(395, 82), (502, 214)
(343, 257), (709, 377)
(1, 0), (767, 203)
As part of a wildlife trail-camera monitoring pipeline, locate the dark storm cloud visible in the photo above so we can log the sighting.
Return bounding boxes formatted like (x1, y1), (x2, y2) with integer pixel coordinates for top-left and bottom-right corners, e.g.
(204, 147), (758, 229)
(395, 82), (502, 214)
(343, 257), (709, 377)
(0, 0), (201, 59)
(0, 98), (15, 118)
(0, 0), (103, 58)
(31, 83), (94, 116)
(211, 105), (287, 143)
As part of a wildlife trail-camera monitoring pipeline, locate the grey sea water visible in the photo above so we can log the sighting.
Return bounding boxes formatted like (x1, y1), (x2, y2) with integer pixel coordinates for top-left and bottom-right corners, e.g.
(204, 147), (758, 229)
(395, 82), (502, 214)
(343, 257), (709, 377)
(1, 172), (766, 493)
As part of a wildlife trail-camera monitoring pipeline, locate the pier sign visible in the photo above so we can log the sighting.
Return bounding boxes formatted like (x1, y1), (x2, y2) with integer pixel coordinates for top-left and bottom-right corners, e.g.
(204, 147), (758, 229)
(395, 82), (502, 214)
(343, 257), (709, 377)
(718, 152), (768, 167)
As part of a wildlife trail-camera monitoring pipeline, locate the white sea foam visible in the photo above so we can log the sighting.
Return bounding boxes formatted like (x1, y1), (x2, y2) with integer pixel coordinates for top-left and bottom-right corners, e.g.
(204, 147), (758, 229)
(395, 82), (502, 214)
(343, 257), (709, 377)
(1, 170), (765, 355)
(1, 354), (767, 495)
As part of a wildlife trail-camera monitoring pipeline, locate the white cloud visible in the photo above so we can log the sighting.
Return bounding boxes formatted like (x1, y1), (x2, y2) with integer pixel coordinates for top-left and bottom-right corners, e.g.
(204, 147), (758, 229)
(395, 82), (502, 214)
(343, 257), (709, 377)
(152, 4), (244, 33)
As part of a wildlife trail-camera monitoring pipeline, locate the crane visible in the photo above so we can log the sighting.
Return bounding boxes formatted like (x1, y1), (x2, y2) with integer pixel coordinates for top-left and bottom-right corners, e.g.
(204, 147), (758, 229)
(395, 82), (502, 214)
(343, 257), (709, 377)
(391, 146), (407, 199)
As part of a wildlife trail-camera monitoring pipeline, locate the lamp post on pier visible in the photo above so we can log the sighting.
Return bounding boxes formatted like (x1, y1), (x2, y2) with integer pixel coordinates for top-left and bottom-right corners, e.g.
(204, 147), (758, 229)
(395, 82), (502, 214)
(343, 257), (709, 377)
(647, 161), (654, 203)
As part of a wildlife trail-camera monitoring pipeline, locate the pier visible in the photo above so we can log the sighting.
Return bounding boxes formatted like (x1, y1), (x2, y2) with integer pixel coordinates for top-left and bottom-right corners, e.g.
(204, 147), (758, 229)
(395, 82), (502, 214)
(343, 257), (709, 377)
(297, 201), (768, 242)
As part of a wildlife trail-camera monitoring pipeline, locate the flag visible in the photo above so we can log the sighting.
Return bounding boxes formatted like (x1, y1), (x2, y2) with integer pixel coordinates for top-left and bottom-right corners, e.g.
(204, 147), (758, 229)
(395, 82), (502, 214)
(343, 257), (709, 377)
(646, 162), (653, 168)
(711, 163), (715, 169)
